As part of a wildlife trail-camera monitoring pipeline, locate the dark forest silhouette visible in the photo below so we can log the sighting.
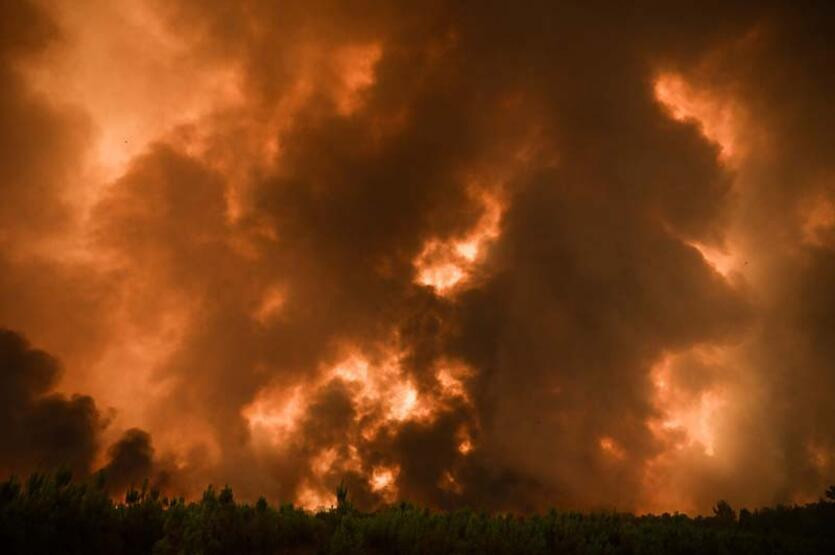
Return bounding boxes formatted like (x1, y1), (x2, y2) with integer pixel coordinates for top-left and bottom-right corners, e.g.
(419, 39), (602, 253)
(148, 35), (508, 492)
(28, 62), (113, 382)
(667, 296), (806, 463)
(1, 470), (833, 554)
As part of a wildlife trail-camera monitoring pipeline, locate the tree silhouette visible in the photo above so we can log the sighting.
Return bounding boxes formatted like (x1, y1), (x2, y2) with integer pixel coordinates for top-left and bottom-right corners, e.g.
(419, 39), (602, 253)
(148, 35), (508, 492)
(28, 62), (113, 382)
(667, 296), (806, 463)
(712, 499), (736, 524)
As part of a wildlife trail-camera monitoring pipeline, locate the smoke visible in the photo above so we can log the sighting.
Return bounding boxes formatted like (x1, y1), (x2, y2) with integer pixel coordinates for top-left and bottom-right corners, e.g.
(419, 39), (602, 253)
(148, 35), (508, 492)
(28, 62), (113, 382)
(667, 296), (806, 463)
(0, 0), (833, 514)
(0, 329), (102, 476)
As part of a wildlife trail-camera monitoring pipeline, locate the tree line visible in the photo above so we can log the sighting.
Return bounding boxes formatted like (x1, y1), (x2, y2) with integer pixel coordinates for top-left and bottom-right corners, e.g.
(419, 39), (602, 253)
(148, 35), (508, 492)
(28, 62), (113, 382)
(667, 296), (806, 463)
(1, 470), (834, 554)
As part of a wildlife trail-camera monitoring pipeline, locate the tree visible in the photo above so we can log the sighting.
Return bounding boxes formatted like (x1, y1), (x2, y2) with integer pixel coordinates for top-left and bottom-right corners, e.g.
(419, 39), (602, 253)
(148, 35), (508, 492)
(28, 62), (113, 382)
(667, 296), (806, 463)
(712, 500), (736, 524)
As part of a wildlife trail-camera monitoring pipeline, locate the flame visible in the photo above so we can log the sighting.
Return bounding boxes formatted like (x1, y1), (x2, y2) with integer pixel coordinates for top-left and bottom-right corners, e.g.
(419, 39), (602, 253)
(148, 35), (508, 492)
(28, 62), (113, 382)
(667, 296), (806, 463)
(242, 384), (305, 446)
(330, 350), (436, 432)
(648, 353), (725, 457)
(369, 464), (400, 502)
(415, 191), (503, 295)
(296, 481), (333, 510)
(241, 342), (476, 506)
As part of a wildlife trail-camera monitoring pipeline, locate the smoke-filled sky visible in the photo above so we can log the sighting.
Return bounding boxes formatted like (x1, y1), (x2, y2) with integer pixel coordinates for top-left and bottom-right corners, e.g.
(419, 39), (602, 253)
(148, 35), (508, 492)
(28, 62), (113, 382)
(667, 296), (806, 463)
(1, 0), (834, 515)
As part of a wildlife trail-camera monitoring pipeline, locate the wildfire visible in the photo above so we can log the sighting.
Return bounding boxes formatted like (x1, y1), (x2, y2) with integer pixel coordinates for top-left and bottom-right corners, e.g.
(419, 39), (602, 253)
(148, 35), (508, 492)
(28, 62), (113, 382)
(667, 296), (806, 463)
(242, 384), (305, 446)
(648, 353), (725, 457)
(369, 465), (400, 502)
(415, 191), (503, 296)
(241, 342), (477, 507)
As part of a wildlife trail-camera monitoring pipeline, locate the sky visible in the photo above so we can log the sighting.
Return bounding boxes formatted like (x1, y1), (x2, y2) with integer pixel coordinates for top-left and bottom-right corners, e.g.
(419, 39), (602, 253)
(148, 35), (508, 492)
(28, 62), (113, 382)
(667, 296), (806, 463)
(1, 0), (834, 515)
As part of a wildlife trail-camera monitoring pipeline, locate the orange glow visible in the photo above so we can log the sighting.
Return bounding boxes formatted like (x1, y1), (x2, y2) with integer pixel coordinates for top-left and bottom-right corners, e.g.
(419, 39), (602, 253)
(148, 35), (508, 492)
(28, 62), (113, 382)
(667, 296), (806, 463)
(369, 464), (400, 502)
(328, 348), (436, 430)
(242, 384), (306, 446)
(599, 436), (626, 460)
(332, 43), (382, 116)
(456, 425), (475, 455)
(801, 194), (835, 247)
(415, 191), (503, 295)
(296, 481), (333, 511)
(252, 285), (287, 325)
(654, 73), (741, 163)
(27, 0), (245, 195)
(648, 353), (725, 457)
(438, 470), (463, 494)
(435, 359), (473, 401)
(687, 240), (739, 278)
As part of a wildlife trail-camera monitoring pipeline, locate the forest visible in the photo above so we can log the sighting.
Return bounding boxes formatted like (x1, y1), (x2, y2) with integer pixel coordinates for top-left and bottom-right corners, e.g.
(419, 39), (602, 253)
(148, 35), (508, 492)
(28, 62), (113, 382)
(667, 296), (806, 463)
(1, 471), (833, 554)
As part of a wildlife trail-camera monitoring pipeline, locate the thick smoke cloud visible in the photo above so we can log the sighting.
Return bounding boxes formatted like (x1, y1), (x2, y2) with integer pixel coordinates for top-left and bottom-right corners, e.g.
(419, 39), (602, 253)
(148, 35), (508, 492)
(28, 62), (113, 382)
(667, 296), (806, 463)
(0, 329), (101, 476)
(0, 0), (833, 514)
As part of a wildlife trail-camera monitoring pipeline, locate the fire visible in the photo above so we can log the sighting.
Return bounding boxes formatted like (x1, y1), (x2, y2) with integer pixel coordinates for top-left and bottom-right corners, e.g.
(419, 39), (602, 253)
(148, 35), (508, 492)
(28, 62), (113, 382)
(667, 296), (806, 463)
(648, 353), (725, 457)
(311, 447), (339, 476)
(415, 191), (503, 295)
(456, 426), (475, 455)
(435, 360), (473, 401)
(438, 470), (463, 494)
(369, 464), (400, 502)
(242, 384), (305, 446)
(296, 481), (333, 510)
(241, 342), (477, 507)
(329, 348), (439, 431)
(654, 73), (741, 163)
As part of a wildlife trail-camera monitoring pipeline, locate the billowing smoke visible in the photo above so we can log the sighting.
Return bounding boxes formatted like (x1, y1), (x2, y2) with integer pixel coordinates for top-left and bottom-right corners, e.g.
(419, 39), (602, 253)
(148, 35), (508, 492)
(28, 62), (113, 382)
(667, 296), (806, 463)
(0, 329), (102, 477)
(0, 0), (833, 514)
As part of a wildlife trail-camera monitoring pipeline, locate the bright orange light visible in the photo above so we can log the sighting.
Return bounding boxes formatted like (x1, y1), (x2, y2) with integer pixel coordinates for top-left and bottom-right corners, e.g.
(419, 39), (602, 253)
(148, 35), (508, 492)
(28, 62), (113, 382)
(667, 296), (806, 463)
(648, 353), (725, 457)
(456, 425), (475, 455)
(369, 464), (400, 502)
(242, 384), (306, 446)
(415, 191), (503, 295)
(654, 73), (741, 163)
(687, 240), (738, 278)
(296, 481), (333, 511)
